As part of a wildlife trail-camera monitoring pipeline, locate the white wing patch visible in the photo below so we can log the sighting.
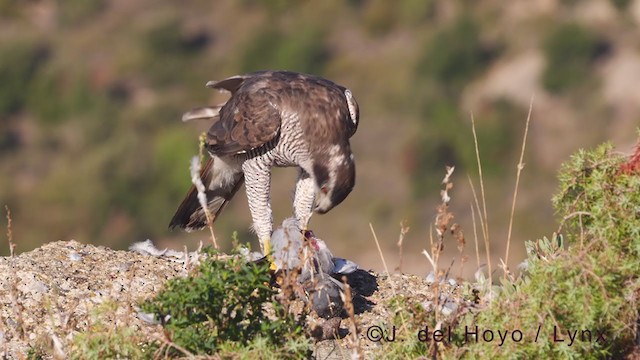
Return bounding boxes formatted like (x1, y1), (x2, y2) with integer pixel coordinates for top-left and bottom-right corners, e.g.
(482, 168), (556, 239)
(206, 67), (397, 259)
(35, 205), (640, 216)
(344, 89), (358, 126)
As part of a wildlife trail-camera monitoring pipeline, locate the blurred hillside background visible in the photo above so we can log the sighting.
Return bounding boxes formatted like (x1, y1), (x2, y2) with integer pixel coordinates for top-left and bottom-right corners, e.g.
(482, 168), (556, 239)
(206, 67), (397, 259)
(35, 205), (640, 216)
(1, 0), (639, 277)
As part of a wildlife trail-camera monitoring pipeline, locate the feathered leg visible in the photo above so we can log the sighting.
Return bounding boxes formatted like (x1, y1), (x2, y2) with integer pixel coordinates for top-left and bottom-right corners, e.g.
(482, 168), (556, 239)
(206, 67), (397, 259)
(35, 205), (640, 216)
(293, 169), (316, 230)
(242, 158), (273, 254)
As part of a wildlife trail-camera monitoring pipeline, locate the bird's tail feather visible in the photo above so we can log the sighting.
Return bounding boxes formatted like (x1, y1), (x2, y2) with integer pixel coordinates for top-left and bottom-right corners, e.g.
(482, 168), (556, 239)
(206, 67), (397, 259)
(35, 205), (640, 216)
(169, 158), (244, 231)
(181, 106), (224, 122)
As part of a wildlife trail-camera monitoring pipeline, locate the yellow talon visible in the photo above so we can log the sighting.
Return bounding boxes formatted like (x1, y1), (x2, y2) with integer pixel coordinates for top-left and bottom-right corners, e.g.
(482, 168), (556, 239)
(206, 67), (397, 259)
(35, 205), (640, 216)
(263, 238), (272, 256)
(262, 238), (278, 271)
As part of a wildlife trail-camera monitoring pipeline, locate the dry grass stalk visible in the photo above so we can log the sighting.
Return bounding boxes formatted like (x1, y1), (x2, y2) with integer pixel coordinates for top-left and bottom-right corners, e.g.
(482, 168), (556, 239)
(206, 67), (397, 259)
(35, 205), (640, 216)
(470, 204), (480, 269)
(370, 223), (408, 335)
(470, 113), (493, 291)
(504, 96), (534, 276)
(470, 113), (490, 250)
(5, 205), (15, 257)
(469, 178), (493, 297)
(189, 156), (218, 249)
(453, 223), (467, 279)
(153, 332), (196, 360)
(395, 221), (409, 272)
(422, 166), (463, 355)
(369, 223), (390, 276)
(341, 277), (363, 359)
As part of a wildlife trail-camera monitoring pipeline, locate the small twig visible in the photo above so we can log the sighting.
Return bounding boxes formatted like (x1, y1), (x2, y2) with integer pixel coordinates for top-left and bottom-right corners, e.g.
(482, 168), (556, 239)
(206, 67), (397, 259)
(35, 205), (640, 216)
(505, 96), (533, 275)
(470, 113), (491, 289)
(189, 156), (218, 249)
(5, 205), (15, 257)
(443, 258), (455, 281)
(369, 223), (390, 276)
(395, 221), (409, 272)
(470, 113), (490, 252)
(498, 258), (513, 282)
(555, 192), (585, 234)
(370, 224), (407, 331)
(468, 176), (492, 293)
(426, 166), (457, 348)
(452, 223), (466, 279)
(155, 333), (196, 359)
(558, 211), (593, 227)
(470, 204), (480, 269)
(342, 277), (363, 359)
(422, 249), (437, 270)
(579, 212), (584, 249)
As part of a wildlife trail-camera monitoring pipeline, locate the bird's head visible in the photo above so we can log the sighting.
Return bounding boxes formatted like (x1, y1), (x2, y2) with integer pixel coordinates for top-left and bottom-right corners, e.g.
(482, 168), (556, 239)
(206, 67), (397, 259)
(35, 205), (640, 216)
(313, 149), (356, 214)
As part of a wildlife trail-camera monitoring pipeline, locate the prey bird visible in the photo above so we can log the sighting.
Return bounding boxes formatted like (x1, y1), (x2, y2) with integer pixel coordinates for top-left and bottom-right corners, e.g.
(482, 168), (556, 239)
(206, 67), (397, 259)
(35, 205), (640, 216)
(169, 71), (360, 257)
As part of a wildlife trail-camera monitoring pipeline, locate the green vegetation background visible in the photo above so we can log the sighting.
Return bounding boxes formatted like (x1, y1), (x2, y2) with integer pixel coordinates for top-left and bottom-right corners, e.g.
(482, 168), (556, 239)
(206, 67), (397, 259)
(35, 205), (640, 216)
(0, 0), (638, 275)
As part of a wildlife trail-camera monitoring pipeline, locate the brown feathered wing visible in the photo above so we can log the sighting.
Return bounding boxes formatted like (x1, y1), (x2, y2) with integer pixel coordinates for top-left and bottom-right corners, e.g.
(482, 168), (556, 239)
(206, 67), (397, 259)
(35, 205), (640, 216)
(169, 72), (282, 230)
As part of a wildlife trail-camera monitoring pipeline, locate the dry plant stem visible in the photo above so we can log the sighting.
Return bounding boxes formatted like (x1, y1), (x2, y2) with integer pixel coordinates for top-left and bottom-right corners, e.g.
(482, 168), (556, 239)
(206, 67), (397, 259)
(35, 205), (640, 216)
(470, 113), (493, 293)
(470, 204), (480, 269)
(342, 278), (363, 359)
(421, 166), (457, 357)
(190, 156), (218, 249)
(504, 96), (534, 272)
(434, 167), (454, 342)
(468, 176), (492, 291)
(470, 113), (490, 251)
(450, 208), (466, 278)
(5, 205), (14, 257)
(369, 224), (407, 331)
(155, 333), (196, 359)
(395, 221), (409, 272)
(369, 223), (390, 275)
(579, 213), (584, 249)
(556, 210), (592, 235)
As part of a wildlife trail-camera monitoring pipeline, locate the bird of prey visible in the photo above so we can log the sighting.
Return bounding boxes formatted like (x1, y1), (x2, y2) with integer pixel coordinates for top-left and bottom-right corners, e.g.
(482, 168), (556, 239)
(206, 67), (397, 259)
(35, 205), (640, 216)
(169, 71), (360, 257)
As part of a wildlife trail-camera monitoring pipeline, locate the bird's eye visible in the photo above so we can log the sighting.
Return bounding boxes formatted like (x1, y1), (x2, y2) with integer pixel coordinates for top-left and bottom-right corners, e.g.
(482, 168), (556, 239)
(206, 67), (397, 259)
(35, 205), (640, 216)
(320, 186), (329, 195)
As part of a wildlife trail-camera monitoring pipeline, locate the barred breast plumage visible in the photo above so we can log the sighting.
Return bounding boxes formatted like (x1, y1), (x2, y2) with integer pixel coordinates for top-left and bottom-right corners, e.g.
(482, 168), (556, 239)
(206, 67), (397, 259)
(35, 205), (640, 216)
(169, 70), (360, 256)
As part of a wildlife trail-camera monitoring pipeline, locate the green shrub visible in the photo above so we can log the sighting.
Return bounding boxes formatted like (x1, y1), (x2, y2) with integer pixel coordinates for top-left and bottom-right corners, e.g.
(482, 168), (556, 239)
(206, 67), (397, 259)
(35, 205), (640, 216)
(610, 0), (630, 10)
(460, 143), (639, 358)
(0, 40), (48, 115)
(142, 17), (208, 86)
(237, 0), (300, 15)
(361, 0), (435, 36)
(140, 247), (310, 358)
(0, 0), (20, 16)
(27, 69), (115, 126)
(240, 26), (329, 74)
(542, 23), (603, 93)
(417, 16), (498, 95)
(374, 142), (640, 358)
(58, 0), (105, 27)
